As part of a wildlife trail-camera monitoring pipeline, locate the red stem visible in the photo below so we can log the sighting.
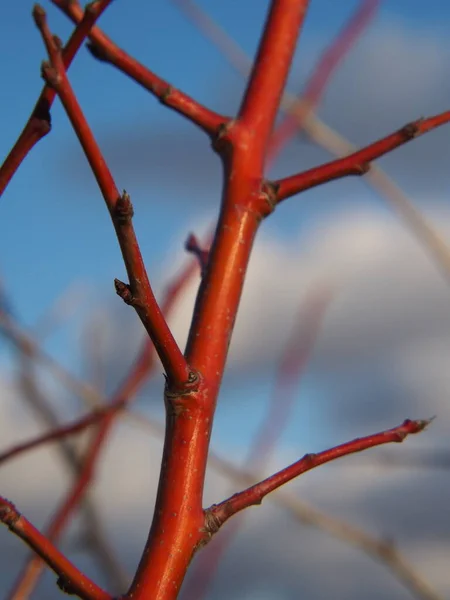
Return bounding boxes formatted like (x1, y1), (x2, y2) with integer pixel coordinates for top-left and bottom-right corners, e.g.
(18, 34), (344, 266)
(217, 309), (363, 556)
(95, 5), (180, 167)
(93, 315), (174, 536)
(268, 0), (381, 163)
(238, 0), (310, 165)
(50, 0), (225, 136)
(3, 237), (200, 597)
(209, 419), (432, 526)
(185, 286), (331, 600)
(34, 7), (191, 391)
(7, 418), (114, 600)
(0, 0), (112, 197)
(0, 497), (111, 600)
(0, 251), (199, 465)
(275, 112), (450, 202)
(124, 3), (311, 599)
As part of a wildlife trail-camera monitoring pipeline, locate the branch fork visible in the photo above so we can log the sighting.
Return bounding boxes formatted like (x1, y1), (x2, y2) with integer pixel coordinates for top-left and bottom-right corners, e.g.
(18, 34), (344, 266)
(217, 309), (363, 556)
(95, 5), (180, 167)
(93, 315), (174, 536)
(0, 1), (445, 599)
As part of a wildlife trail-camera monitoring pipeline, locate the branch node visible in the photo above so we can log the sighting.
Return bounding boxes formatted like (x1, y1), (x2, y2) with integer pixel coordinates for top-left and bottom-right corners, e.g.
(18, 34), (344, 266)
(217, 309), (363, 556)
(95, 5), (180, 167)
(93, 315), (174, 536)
(56, 576), (77, 595)
(41, 61), (61, 89)
(302, 452), (317, 463)
(52, 34), (64, 51)
(401, 120), (421, 140)
(160, 85), (174, 104)
(260, 179), (280, 215)
(358, 162), (371, 175)
(114, 278), (135, 305)
(211, 120), (235, 154)
(86, 40), (110, 63)
(203, 507), (222, 536)
(164, 368), (201, 399)
(114, 190), (134, 224)
(0, 498), (20, 530)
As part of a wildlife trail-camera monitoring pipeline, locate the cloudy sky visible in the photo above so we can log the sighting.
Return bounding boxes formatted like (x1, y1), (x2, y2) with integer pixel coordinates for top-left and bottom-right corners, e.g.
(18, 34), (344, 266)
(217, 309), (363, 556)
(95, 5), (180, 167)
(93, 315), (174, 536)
(0, 1), (450, 599)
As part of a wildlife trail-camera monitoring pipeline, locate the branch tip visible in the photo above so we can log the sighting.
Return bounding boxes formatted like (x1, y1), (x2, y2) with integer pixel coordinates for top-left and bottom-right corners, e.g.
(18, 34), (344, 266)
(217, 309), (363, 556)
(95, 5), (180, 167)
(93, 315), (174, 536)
(0, 498), (20, 530)
(32, 4), (47, 27)
(185, 233), (209, 274)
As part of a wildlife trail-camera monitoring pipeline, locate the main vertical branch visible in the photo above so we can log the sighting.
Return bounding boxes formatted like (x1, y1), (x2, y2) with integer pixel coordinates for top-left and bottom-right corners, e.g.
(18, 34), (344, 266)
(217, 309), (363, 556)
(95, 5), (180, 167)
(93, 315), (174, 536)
(126, 2), (309, 599)
(238, 0), (310, 162)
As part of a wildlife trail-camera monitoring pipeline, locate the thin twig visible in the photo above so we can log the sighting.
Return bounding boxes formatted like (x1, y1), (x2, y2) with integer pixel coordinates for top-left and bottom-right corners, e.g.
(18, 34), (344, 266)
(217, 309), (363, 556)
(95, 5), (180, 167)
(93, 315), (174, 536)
(206, 451), (444, 600)
(268, 0), (381, 163)
(0, 0), (113, 197)
(34, 5), (192, 392)
(274, 113), (450, 201)
(208, 418), (432, 526)
(16, 352), (130, 593)
(50, 0), (225, 137)
(0, 497), (111, 600)
(185, 286), (331, 599)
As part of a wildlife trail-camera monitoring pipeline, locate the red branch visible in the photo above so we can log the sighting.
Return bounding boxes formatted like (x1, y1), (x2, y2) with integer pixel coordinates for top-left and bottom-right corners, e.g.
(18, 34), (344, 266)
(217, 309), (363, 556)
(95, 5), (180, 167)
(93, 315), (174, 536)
(238, 0), (310, 162)
(7, 420), (113, 599)
(0, 0), (112, 197)
(5, 249), (200, 598)
(0, 497), (111, 600)
(50, 0), (225, 136)
(185, 287), (331, 600)
(274, 112), (450, 202)
(268, 0), (381, 163)
(33, 6), (192, 391)
(118, 3), (313, 599)
(0, 250), (199, 465)
(209, 419), (432, 527)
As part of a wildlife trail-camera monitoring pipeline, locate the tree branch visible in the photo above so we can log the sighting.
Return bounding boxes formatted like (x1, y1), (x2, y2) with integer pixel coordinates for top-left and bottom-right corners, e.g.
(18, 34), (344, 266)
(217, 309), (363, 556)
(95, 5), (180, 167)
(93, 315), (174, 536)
(177, 0), (450, 286)
(0, 497), (111, 600)
(238, 0), (310, 161)
(268, 0), (381, 163)
(0, 0), (112, 197)
(208, 418), (432, 527)
(274, 112), (450, 202)
(33, 6), (193, 392)
(0, 249), (200, 466)
(50, 0), (225, 137)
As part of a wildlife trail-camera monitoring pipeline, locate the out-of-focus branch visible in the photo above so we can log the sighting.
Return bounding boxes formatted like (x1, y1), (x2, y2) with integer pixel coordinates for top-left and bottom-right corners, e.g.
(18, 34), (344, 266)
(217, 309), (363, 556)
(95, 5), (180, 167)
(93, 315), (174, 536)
(0, 497), (111, 600)
(268, 0), (381, 162)
(7, 416), (115, 599)
(3, 249), (200, 598)
(16, 352), (130, 593)
(0, 245), (200, 466)
(351, 448), (450, 470)
(184, 286), (331, 599)
(299, 118), (450, 285)
(206, 451), (444, 600)
(236, 0), (310, 156)
(0, 0), (113, 197)
(175, 0), (450, 283)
